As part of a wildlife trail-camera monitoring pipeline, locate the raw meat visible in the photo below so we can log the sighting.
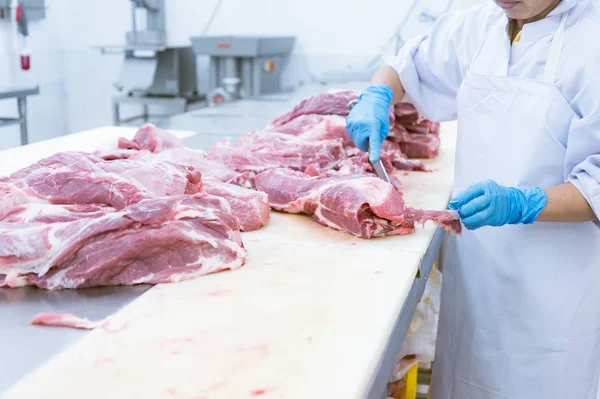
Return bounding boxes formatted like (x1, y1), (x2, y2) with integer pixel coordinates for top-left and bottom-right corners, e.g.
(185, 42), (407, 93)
(267, 114), (331, 135)
(30, 312), (125, 332)
(0, 194), (246, 289)
(98, 127), (269, 231)
(408, 209), (462, 235)
(0, 152), (202, 211)
(100, 125), (257, 189)
(394, 103), (422, 125)
(269, 90), (360, 127)
(207, 134), (346, 174)
(399, 133), (441, 159)
(203, 179), (270, 232)
(118, 123), (183, 152)
(254, 169), (461, 238)
(381, 141), (430, 172)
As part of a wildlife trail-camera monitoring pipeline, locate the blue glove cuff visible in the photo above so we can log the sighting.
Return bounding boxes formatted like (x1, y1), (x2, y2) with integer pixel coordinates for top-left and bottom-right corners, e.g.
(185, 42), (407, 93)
(509, 186), (548, 225)
(360, 84), (394, 105)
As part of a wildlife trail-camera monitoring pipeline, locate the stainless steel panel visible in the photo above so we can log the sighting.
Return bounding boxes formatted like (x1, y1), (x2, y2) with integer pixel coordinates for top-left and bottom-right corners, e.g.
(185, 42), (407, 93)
(0, 285), (150, 393)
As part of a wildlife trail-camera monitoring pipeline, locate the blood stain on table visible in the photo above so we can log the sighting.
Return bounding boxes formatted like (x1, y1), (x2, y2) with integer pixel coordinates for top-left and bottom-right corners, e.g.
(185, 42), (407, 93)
(238, 344), (269, 358)
(251, 388), (270, 396)
(206, 381), (228, 392)
(373, 270), (383, 275)
(93, 357), (115, 367)
(208, 288), (231, 297)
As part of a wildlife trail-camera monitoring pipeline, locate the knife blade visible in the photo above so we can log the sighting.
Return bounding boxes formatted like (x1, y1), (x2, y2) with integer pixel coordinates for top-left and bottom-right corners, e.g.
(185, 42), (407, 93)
(348, 99), (392, 184)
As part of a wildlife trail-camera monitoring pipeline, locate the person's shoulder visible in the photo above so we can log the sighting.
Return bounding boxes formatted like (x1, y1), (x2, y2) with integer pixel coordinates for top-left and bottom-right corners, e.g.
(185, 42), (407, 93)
(558, 2), (600, 118)
(563, 2), (600, 70)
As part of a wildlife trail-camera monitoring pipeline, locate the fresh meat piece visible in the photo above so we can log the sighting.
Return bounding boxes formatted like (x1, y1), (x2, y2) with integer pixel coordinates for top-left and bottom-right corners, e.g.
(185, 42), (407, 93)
(254, 169), (414, 238)
(268, 114), (329, 135)
(269, 90), (360, 127)
(272, 115), (354, 147)
(0, 203), (114, 223)
(203, 179), (270, 232)
(407, 209), (462, 235)
(254, 169), (460, 238)
(118, 124), (183, 152)
(136, 147), (255, 188)
(399, 134), (441, 159)
(30, 312), (125, 332)
(394, 103), (422, 125)
(0, 182), (36, 210)
(381, 141), (429, 172)
(0, 194), (246, 289)
(295, 116), (354, 147)
(0, 152), (202, 211)
(208, 134), (345, 174)
(387, 124), (411, 143)
(405, 120), (438, 135)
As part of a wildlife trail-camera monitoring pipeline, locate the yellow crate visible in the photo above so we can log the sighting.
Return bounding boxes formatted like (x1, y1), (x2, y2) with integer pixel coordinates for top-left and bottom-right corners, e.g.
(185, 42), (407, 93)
(391, 363), (418, 399)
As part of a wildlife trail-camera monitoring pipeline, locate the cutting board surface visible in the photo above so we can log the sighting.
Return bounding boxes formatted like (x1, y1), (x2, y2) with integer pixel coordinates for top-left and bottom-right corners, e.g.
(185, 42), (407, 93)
(1, 123), (457, 399)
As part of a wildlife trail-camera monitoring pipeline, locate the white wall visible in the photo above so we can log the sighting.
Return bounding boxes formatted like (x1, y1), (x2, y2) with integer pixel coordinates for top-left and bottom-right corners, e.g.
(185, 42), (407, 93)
(0, 0), (481, 151)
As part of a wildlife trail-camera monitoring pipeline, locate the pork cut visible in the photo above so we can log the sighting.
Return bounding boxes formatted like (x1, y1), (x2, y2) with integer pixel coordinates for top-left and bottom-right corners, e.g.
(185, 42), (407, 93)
(202, 179), (270, 232)
(0, 152), (202, 211)
(99, 126), (269, 231)
(399, 134), (441, 159)
(254, 169), (460, 238)
(0, 194), (246, 289)
(207, 133), (346, 174)
(118, 123), (184, 152)
(269, 90), (360, 127)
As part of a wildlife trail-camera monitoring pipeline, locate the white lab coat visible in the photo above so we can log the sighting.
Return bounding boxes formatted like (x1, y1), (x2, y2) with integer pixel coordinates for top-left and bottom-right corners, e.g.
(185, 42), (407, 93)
(385, 0), (600, 398)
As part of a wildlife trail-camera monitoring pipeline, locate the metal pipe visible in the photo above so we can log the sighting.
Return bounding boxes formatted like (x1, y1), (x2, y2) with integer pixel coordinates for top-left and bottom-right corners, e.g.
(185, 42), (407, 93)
(17, 96), (27, 145)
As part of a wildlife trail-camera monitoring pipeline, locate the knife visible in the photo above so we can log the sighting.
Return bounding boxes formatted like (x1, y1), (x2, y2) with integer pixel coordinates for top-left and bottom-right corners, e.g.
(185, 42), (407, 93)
(348, 99), (392, 184)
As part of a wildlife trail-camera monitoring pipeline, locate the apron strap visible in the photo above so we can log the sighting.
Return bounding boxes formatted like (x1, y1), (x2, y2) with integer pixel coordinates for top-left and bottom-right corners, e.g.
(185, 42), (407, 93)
(543, 11), (569, 83)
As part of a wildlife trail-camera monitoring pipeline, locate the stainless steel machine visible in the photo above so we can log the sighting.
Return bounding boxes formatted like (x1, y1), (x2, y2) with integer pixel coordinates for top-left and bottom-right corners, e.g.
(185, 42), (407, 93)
(103, 0), (200, 125)
(191, 36), (295, 106)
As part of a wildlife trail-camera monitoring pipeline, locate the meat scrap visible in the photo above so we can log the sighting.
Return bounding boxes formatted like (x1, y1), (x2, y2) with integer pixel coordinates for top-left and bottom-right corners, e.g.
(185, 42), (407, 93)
(30, 312), (125, 332)
(254, 169), (460, 238)
(0, 194), (246, 289)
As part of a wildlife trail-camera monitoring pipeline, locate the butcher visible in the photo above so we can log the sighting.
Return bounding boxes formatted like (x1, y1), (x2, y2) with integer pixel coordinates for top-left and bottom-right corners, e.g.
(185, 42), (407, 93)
(346, 0), (600, 397)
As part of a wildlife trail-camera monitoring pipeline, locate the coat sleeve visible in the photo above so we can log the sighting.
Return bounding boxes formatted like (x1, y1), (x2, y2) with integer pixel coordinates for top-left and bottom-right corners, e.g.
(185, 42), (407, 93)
(567, 112), (600, 218)
(383, 11), (470, 122)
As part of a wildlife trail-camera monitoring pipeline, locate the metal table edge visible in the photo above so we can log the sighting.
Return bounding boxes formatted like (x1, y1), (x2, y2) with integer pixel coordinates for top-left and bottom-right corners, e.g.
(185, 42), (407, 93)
(365, 228), (446, 399)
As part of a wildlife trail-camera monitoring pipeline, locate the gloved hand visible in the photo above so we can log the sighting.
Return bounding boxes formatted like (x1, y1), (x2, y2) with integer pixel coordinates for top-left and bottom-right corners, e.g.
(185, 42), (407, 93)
(448, 180), (547, 230)
(346, 84), (394, 163)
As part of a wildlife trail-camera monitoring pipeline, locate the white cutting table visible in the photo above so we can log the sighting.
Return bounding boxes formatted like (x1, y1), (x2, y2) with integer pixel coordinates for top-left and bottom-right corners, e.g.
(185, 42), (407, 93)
(0, 120), (457, 398)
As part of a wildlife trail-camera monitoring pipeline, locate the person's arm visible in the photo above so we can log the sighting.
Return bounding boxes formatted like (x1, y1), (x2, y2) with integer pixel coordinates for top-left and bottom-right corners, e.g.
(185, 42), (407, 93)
(448, 180), (597, 230)
(346, 11), (470, 162)
(371, 66), (405, 105)
(537, 182), (597, 222)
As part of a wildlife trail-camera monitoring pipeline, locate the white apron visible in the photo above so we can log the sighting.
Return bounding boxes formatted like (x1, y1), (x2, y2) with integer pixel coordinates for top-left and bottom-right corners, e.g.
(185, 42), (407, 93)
(431, 11), (600, 399)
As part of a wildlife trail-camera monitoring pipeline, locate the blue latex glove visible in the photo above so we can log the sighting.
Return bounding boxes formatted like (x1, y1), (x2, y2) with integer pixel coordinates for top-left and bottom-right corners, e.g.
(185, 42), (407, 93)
(448, 180), (548, 230)
(346, 84), (394, 163)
